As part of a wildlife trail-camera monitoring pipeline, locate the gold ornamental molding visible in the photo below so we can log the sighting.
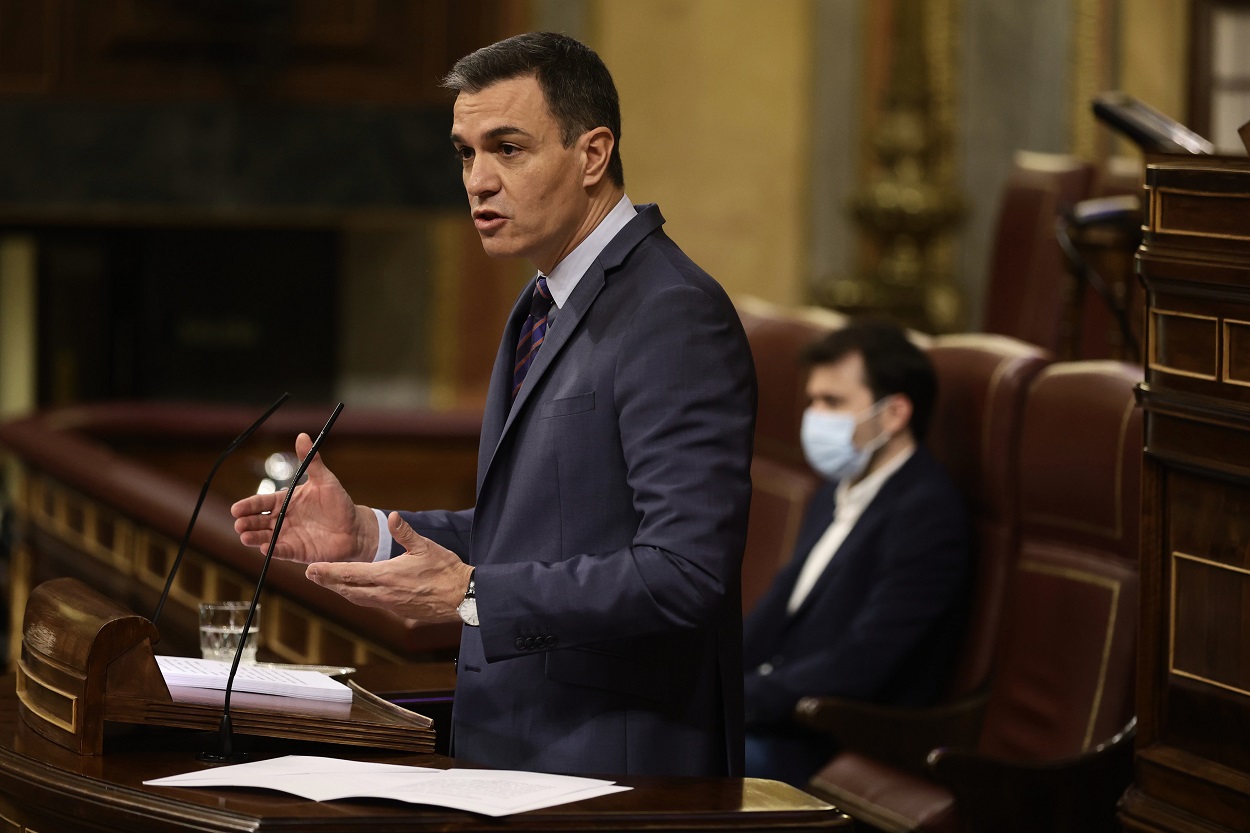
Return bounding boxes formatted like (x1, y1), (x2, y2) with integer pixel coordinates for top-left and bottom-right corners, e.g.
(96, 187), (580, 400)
(1148, 185), (1250, 242)
(1170, 551), (1250, 699)
(1147, 309), (1220, 381)
(1223, 319), (1250, 388)
(15, 661), (78, 734)
(924, 0), (961, 187)
(8, 464), (407, 669)
(828, 0), (965, 333)
(1145, 307), (1250, 388)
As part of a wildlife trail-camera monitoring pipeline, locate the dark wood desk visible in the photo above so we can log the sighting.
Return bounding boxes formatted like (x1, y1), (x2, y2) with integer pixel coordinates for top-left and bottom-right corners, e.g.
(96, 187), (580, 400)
(0, 675), (848, 832)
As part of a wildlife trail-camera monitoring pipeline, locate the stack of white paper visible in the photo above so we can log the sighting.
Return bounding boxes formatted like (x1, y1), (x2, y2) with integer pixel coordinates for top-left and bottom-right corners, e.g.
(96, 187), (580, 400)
(144, 755), (632, 816)
(156, 656), (354, 703)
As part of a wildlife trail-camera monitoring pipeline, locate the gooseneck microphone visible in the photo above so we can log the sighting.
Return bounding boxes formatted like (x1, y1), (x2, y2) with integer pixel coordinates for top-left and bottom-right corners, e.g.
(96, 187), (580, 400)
(199, 402), (345, 763)
(152, 392), (290, 628)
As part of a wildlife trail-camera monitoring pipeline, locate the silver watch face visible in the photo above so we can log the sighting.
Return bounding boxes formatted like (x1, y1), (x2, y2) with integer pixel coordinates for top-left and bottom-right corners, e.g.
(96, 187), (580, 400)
(457, 597), (479, 627)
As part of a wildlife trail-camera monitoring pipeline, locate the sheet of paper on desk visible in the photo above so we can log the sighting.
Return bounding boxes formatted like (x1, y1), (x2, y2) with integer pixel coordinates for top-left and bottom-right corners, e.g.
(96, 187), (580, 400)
(144, 755), (432, 785)
(144, 755), (632, 816)
(155, 656), (354, 702)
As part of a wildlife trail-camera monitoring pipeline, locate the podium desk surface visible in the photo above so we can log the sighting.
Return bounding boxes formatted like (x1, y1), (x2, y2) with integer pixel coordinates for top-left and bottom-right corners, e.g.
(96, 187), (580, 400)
(0, 677), (847, 833)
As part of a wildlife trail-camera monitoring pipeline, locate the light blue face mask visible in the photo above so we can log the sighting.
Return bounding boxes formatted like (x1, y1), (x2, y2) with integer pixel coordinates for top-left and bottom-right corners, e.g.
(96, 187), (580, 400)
(800, 400), (890, 482)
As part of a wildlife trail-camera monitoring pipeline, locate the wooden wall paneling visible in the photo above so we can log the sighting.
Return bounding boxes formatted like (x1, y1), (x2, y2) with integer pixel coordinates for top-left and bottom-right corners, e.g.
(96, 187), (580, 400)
(63, 0), (439, 102)
(2, 0), (529, 104)
(0, 0), (61, 96)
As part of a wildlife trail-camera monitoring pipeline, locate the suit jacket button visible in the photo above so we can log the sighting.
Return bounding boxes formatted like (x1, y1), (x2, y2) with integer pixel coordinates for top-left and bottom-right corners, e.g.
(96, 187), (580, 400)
(515, 637), (526, 650)
(545, 635), (558, 647)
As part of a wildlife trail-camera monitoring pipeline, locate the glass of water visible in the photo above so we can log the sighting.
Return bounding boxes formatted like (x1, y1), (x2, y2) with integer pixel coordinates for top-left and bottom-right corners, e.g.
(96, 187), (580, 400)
(198, 601), (260, 664)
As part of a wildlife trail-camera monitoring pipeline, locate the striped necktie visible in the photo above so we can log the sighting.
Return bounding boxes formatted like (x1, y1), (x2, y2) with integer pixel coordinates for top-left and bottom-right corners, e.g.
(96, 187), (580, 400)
(512, 276), (554, 401)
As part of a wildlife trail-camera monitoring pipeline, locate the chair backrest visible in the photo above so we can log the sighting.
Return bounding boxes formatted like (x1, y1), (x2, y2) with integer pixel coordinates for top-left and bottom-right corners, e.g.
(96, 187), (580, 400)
(982, 151), (1096, 354)
(742, 456), (822, 615)
(736, 295), (846, 469)
(924, 334), (1052, 700)
(735, 296), (845, 613)
(977, 361), (1143, 760)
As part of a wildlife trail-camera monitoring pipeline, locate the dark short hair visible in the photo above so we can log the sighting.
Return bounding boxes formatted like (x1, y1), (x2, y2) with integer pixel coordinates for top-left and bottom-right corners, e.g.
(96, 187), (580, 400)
(441, 32), (625, 188)
(801, 317), (938, 441)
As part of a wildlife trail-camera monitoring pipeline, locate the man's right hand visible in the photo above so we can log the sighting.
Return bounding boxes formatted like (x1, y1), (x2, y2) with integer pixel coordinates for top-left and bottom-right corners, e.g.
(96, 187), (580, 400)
(230, 432), (378, 564)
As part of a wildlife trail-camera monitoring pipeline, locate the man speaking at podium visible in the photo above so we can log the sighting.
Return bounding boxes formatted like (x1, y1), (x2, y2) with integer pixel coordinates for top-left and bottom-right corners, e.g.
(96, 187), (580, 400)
(231, 32), (757, 778)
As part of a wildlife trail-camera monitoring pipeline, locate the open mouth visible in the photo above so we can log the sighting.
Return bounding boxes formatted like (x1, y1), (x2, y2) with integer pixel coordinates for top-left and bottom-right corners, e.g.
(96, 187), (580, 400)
(473, 210), (506, 232)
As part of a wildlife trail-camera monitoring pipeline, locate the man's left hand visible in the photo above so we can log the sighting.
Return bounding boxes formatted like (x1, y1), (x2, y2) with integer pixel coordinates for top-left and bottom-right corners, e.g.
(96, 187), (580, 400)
(304, 511), (473, 625)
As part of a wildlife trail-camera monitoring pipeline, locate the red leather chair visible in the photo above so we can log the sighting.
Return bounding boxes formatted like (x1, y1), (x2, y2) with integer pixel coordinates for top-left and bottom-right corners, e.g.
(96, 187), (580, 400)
(737, 296), (847, 470)
(733, 298), (944, 616)
(735, 297), (846, 614)
(793, 334), (1051, 771)
(981, 152), (1095, 356)
(805, 360), (1143, 833)
(924, 335), (1053, 701)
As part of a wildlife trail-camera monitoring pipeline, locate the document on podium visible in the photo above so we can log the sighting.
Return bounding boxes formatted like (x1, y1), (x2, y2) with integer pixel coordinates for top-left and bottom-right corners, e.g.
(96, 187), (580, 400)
(155, 656), (354, 703)
(144, 755), (632, 816)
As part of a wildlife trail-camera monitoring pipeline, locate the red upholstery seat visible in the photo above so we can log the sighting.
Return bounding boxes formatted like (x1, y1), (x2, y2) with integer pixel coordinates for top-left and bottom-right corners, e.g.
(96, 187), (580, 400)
(736, 296), (847, 471)
(982, 152), (1095, 355)
(1014, 361), (1143, 576)
(924, 335), (1051, 700)
(742, 455), (824, 616)
(795, 335), (1051, 771)
(735, 297), (845, 614)
(807, 361), (1143, 833)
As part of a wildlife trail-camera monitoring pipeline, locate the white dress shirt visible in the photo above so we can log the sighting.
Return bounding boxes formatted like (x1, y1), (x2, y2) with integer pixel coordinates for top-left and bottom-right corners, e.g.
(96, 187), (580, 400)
(785, 445), (916, 614)
(543, 193), (636, 311)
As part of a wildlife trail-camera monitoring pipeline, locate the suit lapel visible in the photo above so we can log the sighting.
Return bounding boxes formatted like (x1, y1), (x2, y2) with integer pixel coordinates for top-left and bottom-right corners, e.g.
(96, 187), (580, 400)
(504, 262), (605, 429)
(786, 454), (921, 622)
(478, 204), (667, 488)
(476, 286), (532, 487)
(787, 501), (886, 621)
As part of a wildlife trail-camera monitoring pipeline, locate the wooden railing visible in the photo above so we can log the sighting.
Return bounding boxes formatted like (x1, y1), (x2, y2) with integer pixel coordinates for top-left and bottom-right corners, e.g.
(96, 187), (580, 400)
(0, 402), (482, 669)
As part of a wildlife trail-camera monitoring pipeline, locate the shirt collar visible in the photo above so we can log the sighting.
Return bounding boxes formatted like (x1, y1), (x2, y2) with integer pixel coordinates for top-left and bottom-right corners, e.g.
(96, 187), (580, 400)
(834, 442), (917, 512)
(542, 194), (636, 309)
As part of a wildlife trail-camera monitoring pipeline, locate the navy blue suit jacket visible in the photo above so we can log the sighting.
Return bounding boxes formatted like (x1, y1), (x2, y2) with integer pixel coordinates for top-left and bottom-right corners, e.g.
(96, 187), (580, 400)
(743, 446), (972, 727)
(393, 205), (757, 777)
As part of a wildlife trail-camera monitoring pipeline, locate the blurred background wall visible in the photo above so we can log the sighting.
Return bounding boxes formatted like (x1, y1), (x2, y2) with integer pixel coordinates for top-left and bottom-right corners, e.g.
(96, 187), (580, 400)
(0, 0), (1243, 419)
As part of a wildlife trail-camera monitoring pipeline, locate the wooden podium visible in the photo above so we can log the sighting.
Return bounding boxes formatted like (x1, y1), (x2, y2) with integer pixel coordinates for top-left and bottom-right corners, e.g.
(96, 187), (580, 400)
(6, 577), (848, 831)
(4, 587), (844, 832)
(16, 577), (434, 756)
(1121, 153), (1250, 832)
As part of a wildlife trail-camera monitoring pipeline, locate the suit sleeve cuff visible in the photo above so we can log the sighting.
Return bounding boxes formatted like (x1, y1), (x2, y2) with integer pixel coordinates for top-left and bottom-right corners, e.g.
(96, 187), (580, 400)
(372, 508), (392, 562)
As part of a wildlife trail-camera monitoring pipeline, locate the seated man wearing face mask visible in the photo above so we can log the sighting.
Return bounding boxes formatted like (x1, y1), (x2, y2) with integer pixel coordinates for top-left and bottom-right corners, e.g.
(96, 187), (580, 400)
(742, 317), (972, 787)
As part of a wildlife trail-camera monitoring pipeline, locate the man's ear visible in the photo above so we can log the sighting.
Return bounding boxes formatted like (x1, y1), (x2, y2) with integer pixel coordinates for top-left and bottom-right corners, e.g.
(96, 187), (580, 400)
(882, 394), (914, 437)
(581, 126), (615, 187)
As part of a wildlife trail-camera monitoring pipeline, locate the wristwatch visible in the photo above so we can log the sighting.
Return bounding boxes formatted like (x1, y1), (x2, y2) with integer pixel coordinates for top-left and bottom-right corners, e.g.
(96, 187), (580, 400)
(457, 571), (479, 627)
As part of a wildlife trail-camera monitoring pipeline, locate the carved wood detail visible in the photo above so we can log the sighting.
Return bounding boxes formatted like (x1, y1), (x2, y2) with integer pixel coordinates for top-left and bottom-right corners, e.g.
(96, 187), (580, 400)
(0, 0), (528, 103)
